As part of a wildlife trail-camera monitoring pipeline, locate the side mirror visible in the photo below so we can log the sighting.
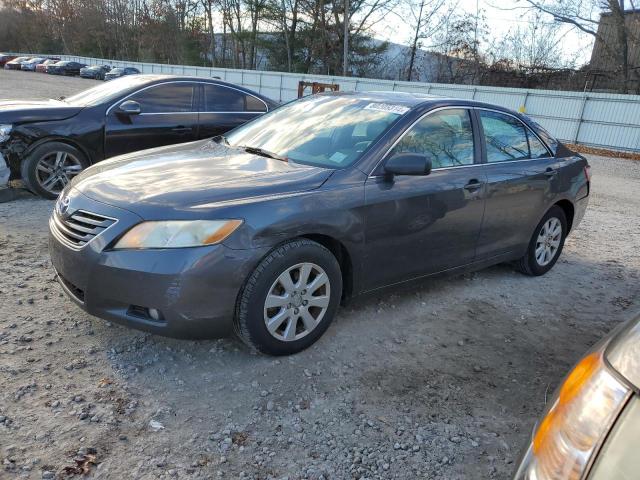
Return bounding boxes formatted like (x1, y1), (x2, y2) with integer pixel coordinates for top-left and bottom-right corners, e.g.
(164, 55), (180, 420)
(384, 152), (432, 176)
(118, 100), (141, 115)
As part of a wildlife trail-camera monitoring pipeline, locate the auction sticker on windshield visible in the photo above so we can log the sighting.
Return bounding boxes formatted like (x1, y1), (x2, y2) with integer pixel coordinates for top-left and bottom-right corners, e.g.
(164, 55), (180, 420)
(364, 103), (410, 115)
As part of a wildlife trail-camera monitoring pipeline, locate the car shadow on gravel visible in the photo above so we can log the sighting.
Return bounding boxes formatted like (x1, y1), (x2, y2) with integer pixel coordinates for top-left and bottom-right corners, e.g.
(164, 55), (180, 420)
(76, 252), (636, 479)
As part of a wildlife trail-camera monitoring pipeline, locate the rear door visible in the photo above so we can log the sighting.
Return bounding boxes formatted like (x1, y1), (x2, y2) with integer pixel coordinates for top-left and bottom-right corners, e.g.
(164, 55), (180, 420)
(362, 107), (486, 290)
(474, 109), (559, 259)
(198, 83), (268, 139)
(104, 82), (199, 158)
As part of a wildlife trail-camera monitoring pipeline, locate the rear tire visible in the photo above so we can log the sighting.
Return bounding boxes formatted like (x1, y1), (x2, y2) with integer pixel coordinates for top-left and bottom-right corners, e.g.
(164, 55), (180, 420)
(234, 239), (342, 355)
(20, 142), (88, 199)
(515, 206), (567, 276)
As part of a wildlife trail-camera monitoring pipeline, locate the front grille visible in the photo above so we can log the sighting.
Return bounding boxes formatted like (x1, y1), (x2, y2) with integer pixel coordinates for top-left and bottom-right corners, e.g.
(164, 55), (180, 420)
(51, 210), (116, 249)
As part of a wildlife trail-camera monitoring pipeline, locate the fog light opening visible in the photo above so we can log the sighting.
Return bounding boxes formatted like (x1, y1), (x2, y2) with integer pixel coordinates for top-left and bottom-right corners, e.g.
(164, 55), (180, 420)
(127, 305), (164, 323)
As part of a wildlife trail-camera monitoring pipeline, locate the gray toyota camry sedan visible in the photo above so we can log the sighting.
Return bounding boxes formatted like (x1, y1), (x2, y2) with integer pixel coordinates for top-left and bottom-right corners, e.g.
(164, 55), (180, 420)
(48, 92), (590, 355)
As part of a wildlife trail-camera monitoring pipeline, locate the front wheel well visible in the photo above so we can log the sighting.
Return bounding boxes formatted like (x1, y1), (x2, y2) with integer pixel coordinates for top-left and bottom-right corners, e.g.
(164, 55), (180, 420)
(554, 200), (575, 233)
(300, 234), (353, 301)
(22, 137), (92, 166)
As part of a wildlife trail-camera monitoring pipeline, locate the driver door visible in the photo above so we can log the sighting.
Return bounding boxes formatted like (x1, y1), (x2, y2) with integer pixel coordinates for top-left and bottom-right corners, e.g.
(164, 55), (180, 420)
(362, 108), (486, 291)
(104, 82), (199, 158)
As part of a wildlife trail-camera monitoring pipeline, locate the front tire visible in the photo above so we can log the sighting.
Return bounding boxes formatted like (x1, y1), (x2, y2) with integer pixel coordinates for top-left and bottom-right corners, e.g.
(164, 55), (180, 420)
(20, 142), (88, 199)
(234, 239), (342, 355)
(515, 206), (567, 276)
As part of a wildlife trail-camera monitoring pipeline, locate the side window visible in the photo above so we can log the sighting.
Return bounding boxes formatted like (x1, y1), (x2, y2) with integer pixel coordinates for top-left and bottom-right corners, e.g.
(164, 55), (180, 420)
(390, 108), (475, 168)
(527, 131), (551, 158)
(479, 110), (550, 162)
(246, 95), (267, 112)
(130, 84), (195, 113)
(204, 84), (267, 113)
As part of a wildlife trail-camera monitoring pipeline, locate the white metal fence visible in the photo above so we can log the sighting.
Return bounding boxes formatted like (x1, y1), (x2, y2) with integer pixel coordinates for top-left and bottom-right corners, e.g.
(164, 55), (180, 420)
(11, 53), (640, 152)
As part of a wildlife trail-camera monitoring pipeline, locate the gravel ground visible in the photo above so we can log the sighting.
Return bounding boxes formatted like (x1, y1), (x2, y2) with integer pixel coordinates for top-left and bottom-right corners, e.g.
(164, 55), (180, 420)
(0, 69), (101, 101)
(1, 72), (639, 479)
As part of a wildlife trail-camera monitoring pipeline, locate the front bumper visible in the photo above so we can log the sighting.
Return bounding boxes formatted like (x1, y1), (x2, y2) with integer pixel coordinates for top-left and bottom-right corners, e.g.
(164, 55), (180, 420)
(48, 189), (267, 338)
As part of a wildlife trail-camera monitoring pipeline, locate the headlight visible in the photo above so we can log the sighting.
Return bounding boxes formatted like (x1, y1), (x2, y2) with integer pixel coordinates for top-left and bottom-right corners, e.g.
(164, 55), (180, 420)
(515, 348), (631, 480)
(114, 220), (243, 249)
(0, 124), (12, 143)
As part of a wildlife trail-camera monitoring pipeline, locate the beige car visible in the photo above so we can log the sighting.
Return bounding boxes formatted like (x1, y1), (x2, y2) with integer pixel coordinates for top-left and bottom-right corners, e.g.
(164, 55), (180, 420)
(514, 312), (640, 479)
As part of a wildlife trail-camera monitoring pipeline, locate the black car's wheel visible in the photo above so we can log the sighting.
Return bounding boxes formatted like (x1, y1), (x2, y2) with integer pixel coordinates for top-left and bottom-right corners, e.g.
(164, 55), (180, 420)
(21, 142), (88, 199)
(515, 206), (567, 276)
(234, 239), (342, 355)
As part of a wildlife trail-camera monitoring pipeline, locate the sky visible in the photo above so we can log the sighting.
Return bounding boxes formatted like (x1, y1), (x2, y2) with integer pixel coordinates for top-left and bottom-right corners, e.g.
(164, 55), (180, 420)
(372, 0), (595, 66)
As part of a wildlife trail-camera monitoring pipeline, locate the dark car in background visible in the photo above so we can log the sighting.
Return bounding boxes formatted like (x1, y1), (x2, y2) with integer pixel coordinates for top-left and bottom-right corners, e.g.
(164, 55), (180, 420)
(80, 65), (111, 80)
(47, 61), (87, 76)
(0, 54), (18, 67)
(514, 311), (640, 480)
(4, 56), (32, 70)
(36, 59), (61, 73)
(104, 67), (140, 81)
(47, 92), (590, 355)
(0, 75), (277, 198)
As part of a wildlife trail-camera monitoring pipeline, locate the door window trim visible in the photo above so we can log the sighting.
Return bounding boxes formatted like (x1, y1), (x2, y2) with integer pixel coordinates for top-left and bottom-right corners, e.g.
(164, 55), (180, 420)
(369, 106), (554, 177)
(369, 106), (479, 177)
(106, 80), (269, 116)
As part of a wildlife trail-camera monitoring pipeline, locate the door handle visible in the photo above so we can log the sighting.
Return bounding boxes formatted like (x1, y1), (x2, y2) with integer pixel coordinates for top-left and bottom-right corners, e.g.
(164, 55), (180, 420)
(172, 126), (192, 133)
(545, 167), (558, 177)
(463, 179), (483, 191)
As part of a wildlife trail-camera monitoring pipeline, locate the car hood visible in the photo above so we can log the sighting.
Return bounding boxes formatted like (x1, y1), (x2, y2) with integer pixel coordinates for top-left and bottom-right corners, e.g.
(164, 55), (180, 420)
(0, 99), (83, 123)
(71, 139), (334, 218)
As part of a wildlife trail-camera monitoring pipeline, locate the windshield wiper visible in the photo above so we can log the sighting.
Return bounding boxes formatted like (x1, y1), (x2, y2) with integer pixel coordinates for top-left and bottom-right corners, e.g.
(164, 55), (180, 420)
(240, 145), (287, 162)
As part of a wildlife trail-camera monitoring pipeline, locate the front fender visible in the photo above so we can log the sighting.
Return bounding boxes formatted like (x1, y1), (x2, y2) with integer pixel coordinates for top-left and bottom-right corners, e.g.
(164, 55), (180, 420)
(1, 121), (104, 179)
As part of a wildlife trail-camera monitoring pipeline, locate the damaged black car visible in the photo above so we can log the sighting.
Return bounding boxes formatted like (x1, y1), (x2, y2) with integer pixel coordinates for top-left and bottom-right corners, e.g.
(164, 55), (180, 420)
(0, 74), (277, 198)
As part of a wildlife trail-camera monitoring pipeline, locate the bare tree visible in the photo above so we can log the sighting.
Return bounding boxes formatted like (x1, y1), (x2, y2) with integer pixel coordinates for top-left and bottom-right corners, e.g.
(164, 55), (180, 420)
(403, 0), (451, 81)
(488, 12), (579, 72)
(201, 0), (217, 66)
(518, 0), (639, 92)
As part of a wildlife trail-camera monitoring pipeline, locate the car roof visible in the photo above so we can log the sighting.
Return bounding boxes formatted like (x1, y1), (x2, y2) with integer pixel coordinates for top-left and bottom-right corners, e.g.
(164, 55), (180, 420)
(317, 90), (519, 116)
(118, 74), (278, 105)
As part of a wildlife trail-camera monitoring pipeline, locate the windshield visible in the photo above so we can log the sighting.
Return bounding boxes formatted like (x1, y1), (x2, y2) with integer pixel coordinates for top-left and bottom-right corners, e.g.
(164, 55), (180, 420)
(110, 68), (124, 74)
(225, 95), (407, 168)
(62, 76), (153, 107)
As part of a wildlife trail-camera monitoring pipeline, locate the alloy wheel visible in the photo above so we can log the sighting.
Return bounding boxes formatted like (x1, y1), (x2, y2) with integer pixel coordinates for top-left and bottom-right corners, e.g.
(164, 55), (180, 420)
(263, 262), (331, 342)
(35, 151), (83, 196)
(535, 217), (562, 266)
